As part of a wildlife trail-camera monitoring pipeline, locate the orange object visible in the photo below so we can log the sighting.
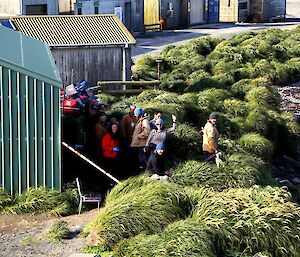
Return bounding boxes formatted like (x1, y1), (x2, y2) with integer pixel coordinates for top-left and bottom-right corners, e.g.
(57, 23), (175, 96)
(101, 133), (119, 159)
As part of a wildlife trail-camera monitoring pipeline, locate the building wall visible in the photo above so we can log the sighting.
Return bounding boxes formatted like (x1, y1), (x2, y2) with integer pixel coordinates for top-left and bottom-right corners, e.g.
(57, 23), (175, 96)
(0, 65), (61, 194)
(190, 0), (205, 25)
(59, 0), (75, 14)
(74, 0), (143, 32)
(262, 0), (286, 21)
(0, 0), (21, 15)
(238, 0), (250, 22)
(23, 0), (59, 15)
(51, 46), (131, 86)
(219, 0), (239, 22)
(249, 0), (263, 21)
(160, 0), (182, 29)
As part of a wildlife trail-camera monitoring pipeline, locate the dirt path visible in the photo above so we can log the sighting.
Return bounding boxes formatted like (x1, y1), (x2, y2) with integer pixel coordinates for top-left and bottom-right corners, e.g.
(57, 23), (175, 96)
(0, 209), (99, 257)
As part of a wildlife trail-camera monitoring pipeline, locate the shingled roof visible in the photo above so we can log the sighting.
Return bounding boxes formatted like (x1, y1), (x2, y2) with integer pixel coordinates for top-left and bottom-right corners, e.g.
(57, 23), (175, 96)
(8, 15), (136, 47)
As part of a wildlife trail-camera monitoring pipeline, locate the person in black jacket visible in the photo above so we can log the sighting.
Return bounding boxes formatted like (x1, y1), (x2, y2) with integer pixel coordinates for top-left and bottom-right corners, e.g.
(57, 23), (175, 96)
(146, 143), (167, 176)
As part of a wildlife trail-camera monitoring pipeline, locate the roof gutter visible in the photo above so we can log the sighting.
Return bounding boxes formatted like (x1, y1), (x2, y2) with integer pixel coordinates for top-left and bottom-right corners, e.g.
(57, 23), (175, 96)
(47, 41), (136, 48)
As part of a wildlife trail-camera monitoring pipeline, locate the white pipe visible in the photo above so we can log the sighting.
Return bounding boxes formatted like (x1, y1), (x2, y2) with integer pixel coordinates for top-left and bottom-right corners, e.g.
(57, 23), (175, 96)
(62, 142), (120, 184)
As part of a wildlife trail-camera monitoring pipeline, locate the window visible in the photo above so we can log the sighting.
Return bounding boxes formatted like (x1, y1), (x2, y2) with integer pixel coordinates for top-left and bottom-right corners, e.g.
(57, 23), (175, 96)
(26, 4), (47, 15)
(94, 6), (99, 14)
(239, 2), (248, 10)
(78, 7), (82, 15)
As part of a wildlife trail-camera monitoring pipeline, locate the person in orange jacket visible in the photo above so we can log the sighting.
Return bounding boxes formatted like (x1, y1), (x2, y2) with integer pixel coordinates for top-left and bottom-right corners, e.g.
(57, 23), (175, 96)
(202, 112), (219, 163)
(101, 124), (120, 176)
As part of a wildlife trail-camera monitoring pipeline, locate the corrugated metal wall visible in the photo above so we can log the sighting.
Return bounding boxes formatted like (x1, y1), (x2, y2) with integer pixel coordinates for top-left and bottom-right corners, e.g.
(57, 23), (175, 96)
(0, 65), (61, 194)
(51, 46), (125, 86)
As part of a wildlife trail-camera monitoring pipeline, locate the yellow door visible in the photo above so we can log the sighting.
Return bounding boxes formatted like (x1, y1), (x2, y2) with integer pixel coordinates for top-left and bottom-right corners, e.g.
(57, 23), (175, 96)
(144, 0), (159, 25)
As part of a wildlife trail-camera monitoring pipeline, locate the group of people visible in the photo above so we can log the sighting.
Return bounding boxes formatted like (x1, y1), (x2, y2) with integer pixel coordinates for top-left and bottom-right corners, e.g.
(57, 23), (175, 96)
(93, 103), (220, 180)
(62, 83), (220, 180)
(93, 104), (178, 179)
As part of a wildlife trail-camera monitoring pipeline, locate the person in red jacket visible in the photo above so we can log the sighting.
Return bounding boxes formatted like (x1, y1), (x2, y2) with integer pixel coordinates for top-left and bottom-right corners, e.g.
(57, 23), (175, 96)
(101, 124), (120, 177)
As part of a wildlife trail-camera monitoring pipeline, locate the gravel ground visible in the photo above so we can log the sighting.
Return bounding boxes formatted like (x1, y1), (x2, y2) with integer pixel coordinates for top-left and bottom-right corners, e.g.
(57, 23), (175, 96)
(0, 209), (99, 257)
(277, 83), (300, 118)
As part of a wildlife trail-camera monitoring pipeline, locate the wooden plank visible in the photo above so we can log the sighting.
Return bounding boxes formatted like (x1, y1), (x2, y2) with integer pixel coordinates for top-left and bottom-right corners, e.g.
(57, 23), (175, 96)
(101, 89), (150, 95)
(144, 0), (159, 26)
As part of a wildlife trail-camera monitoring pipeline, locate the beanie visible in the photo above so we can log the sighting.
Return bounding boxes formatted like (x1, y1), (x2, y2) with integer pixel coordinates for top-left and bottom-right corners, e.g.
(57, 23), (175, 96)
(134, 107), (143, 117)
(209, 112), (217, 120)
(156, 143), (165, 151)
(155, 118), (164, 126)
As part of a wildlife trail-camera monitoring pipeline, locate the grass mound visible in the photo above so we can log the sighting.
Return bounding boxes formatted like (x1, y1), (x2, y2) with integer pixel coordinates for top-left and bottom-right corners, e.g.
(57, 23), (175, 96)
(193, 186), (300, 257)
(239, 133), (274, 160)
(166, 124), (202, 161)
(85, 181), (195, 249)
(114, 218), (216, 257)
(46, 220), (70, 243)
(0, 186), (78, 215)
(170, 157), (273, 191)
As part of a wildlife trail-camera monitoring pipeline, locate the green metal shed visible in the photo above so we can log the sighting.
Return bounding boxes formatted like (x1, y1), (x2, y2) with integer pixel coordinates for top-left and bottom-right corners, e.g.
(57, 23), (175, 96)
(0, 25), (62, 194)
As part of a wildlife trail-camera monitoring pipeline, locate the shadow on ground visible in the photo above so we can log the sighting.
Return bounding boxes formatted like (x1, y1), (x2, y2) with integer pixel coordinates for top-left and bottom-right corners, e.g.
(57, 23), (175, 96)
(133, 31), (209, 56)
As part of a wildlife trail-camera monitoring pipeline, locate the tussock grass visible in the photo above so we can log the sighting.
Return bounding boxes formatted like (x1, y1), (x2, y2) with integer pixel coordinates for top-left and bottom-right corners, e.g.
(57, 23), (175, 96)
(170, 157), (273, 191)
(114, 218), (216, 257)
(166, 124), (202, 161)
(0, 188), (12, 210)
(239, 133), (274, 160)
(46, 220), (70, 243)
(1, 186), (78, 216)
(85, 181), (195, 249)
(193, 186), (300, 257)
(246, 86), (280, 110)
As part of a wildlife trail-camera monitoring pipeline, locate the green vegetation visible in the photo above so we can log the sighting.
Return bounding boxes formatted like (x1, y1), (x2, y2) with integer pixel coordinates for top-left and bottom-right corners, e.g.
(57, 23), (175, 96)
(84, 27), (300, 256)
(84, 180), (195, 249)
(46, 220), (70, 243)
(1, 27), (300, 256)
(0, 186), (79, 216)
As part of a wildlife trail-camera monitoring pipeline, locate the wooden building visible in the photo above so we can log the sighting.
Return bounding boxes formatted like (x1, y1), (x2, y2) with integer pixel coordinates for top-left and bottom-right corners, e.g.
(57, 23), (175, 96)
(74, 0), (144, 33)
(4, 15), (136, 86)
(219, 0), (250, 22)
(144, 0), (183, 30)
(0, 0), (75, 15)
(180, 0), (206, 26)
(219, 0), (286, 23)
(0, 0), (22, 16)
(250, 0), (286, 22)
(22, 0), (59, 15)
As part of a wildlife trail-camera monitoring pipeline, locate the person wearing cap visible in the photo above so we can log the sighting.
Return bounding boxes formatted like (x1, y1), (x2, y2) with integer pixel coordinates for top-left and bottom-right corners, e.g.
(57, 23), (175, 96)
(149, 110), (162, 130)
(120, 104), (136, 145)
(144, 114), (177, 152)
(130, 107), (150, 168)
(202, 112), (219, 162)
(146, 143), (167, 176)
